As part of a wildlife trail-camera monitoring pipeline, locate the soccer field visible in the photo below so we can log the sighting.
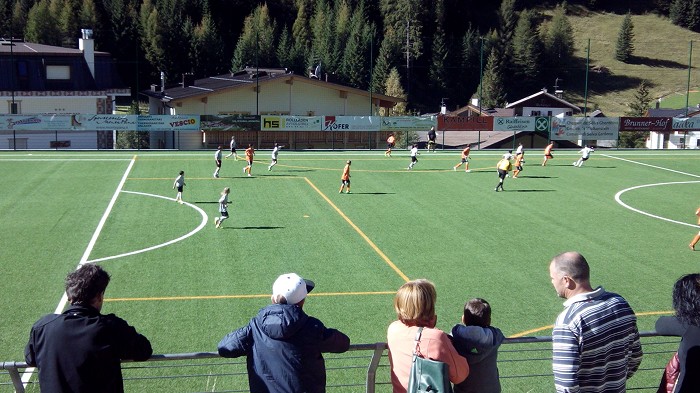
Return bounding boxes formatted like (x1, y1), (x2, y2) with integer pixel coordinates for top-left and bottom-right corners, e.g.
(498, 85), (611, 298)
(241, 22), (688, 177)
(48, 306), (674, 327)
(1, 148), (698, 391)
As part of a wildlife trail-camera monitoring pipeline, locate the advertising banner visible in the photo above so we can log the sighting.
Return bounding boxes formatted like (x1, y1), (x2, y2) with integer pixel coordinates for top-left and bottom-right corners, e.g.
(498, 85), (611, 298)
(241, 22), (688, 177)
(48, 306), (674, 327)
(550, 117), (619, 140)
(437, 115), (493, 131)
(492, 117), (537, 131)
(323, 116), (380, 131)
(201, 115), (260, 131)
(1, 114), (200, 131)
(619, 117), (672, 132)
(380, 116), (437, 131)
(672, 117), (700, 131)
(260, 116), (322, 131)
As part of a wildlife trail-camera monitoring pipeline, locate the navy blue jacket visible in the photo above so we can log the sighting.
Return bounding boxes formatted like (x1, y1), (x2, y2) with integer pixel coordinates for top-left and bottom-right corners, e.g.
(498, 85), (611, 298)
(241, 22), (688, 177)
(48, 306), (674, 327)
(218, 303), (350, 393)
(25, 304), (152, 393)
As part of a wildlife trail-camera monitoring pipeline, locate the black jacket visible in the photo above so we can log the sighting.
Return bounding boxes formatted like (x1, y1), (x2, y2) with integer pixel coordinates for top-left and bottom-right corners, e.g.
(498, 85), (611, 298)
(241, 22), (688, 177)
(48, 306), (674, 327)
(25, 304), (153, 393)
(218, 303), (350, 393)
(656, 316), (700, 393)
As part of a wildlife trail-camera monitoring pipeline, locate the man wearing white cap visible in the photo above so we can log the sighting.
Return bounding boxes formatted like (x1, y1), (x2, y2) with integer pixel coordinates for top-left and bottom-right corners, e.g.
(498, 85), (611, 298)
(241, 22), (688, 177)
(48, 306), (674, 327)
(218, 273), (350, 393)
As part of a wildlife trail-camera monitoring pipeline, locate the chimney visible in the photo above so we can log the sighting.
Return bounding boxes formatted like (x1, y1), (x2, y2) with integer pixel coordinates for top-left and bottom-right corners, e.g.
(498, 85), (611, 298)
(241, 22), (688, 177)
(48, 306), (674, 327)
(79, 29), (95, 78)
(182, 73), (195, 87)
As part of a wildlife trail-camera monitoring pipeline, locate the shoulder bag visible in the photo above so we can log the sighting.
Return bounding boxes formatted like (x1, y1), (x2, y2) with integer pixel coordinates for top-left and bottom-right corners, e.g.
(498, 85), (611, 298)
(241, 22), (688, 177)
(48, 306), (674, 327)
(407, 326), (453, 393)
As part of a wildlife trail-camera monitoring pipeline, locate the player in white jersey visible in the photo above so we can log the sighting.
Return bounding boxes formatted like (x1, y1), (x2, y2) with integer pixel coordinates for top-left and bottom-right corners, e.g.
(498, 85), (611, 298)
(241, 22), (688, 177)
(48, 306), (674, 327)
(213, 146), (223, 178)
(407, 144), (419, 170)
(573, 145), (594, 167)
(173, 171), (185, 204)
(214, 187), (230, 229)
(225, 136), (239, 160)
(268, 143), (283, 171)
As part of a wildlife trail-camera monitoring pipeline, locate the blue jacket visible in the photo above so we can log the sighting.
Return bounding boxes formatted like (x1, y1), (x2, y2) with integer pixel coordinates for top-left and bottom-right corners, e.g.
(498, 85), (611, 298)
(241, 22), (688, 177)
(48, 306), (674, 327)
(451, 324), (505, 393)
(218, 303), (350, 393)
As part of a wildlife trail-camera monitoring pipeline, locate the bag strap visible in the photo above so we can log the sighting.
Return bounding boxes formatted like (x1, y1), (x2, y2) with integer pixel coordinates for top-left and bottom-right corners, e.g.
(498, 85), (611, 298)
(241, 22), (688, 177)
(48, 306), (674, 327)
(413, 327), (424, 357)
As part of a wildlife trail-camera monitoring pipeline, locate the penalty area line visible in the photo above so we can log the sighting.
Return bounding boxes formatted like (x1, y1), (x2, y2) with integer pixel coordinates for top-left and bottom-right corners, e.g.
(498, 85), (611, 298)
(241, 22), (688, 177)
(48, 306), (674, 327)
(21, 155), (137, 386)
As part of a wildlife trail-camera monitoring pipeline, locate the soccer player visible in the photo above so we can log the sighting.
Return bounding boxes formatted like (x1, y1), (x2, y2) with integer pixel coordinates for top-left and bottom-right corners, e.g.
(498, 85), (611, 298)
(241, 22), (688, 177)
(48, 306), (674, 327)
(502, 150), (514, 160)
(427, 126), (437, 152)
(268, 143), (283, 171)
(385, 134), (396, 157)
(542, 141), (554, 166)
(225, 136), (239, 160)
(213, 146), (223, 178)
(494, 157), (511, 192)
(513, 153), (524, 178)
(243, 144), (255, 177)
(407, 144), (419, 170)
(339, 160), (351, 194)
(573, 145), (594, 167)
(689, 207), (700, 250)
(515, 142), (524, 157)
(173, 170), (185, 204)
(214, 187), (230, 229)
(453, 145), (471, 172)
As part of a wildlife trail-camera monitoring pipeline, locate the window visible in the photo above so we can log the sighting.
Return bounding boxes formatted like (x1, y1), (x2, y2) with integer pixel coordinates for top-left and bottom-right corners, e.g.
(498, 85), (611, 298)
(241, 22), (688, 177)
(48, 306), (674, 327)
(46, 65), (70, 80)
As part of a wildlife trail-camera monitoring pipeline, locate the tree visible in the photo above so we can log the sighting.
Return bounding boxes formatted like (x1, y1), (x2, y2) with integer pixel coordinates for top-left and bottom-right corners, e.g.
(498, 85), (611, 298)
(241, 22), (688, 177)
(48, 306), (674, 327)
(371, 30), (396, 94)
(512, 8), (543, 94)
(309, 0), (335, 73)
(544, 2), (575, 72)
(384, 67), (407, 116)
(459, 24), (481, 106)
(497, 0), (517, 87)
(427, 0), (448, 102)
(615, 12), (635, 62)
(25, 0), (61, 46)
(116, 101), (149, 149)
(291, 0), (311, 74)
(231, 4), (277, 71)
(56, 0), (80, 47)
(627, 80), (652, 116)
(479, 50), (507, 108)
(191, 13), (226, 77)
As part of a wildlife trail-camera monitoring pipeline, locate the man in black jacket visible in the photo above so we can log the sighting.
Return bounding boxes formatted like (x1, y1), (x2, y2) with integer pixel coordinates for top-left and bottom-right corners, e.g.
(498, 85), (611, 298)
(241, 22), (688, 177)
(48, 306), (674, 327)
(25, 264), (152, 393)
(218, 273), (350, 393)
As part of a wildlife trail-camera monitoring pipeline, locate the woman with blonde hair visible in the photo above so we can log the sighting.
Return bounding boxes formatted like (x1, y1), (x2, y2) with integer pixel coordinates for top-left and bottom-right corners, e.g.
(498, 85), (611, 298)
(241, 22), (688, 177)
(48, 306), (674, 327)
(387, 279), (469, 392)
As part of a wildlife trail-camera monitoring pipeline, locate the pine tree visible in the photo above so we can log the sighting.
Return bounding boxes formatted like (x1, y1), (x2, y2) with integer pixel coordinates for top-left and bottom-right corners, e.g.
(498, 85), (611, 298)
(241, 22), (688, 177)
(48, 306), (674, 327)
(291, 0), (311, 73)
(627, 80), (652, 116)
(544, 2), (575, 72)
(57, 0), (80, 47)
(615, 12), (635, 62)
(231, 4), (277, 71)
(459, 24), (481, 105)
(512, 9), (543, 94)
(371, 31), (396, 94)
(497, 0), (517, 88)
(25, 0), (60, 46)
(479, 51), (507, 109)
(670, 0), (689, 28)
(310, 0), (336, 74)
(192, 13), (226, 77)
(341, 4), (373, 89)
(384, 67), (407, 115)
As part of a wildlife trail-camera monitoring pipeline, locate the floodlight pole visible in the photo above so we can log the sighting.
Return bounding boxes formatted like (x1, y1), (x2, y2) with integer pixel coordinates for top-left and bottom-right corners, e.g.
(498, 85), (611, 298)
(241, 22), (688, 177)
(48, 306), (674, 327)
(686, 41), (693, 117)
(583, 39), (590, 117)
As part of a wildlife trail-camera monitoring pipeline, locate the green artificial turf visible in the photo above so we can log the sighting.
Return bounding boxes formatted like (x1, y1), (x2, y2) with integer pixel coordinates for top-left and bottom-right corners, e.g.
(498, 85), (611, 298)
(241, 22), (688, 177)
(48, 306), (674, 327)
(2, 148), (698, 392)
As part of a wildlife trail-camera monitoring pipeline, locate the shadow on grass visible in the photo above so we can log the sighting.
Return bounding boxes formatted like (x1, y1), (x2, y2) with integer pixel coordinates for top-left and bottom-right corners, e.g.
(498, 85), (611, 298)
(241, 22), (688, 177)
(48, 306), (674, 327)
(192, 201), (218, 204)
(509, 189), (556, 193)
(226, 226), (285, 230)
(346, 192), (396, 195)
(627, 56), (688, 69)
(580, 166), (617, 169)
(516, 176), (558, 179)
(286, 169), (316, 173)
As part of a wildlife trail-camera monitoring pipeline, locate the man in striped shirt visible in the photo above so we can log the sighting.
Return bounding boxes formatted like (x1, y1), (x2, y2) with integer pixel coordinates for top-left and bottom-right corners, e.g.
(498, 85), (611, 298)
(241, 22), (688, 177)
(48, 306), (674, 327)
(548, 251), (643, 393)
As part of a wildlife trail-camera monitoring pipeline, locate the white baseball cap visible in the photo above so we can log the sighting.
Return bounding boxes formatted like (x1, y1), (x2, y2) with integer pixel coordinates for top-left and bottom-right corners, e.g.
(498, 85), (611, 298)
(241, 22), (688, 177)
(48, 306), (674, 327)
(272, 273), (315, 305)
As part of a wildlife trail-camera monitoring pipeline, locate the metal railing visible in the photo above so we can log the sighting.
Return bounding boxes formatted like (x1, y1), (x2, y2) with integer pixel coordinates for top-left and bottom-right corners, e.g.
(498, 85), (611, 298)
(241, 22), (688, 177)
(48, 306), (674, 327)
(1, 332), (679, 393)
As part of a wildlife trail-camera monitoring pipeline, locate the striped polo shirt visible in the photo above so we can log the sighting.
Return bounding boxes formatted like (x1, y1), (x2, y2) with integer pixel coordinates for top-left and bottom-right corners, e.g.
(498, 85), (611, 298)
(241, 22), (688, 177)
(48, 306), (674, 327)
(552, 287), (643, 393)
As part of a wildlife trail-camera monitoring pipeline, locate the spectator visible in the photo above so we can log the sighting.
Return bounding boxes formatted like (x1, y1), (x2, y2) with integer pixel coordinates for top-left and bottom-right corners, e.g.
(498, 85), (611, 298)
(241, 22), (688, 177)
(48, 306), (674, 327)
(25, 264), (152, 393)
(548, 251), (643, 393)
(387, 279), (469, 393)
(655, 273), (700, 393)
(218, 273), (350, 393)
(451, 298), (505, 393)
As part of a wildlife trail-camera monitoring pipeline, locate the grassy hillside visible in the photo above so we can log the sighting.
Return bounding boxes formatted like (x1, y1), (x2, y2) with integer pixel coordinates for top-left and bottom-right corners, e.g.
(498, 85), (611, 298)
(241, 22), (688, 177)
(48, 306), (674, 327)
(555, 10), (700, 116)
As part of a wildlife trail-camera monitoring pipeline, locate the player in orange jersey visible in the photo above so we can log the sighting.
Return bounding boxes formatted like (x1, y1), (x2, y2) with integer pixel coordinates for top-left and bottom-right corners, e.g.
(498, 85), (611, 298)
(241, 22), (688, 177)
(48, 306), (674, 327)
(542, 142), (554, 166)
(243, 145), (255, 176)
(385, 134), (396, 157)
(453, 145), (471, 172)
(339, 160), (351, 193)
(690, 207), (700, 250)
(513, 152), (524, 178)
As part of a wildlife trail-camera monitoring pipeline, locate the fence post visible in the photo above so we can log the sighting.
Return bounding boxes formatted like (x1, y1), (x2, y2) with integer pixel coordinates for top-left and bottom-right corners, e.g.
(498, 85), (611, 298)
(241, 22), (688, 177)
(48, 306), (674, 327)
(365, 343), (385, 393)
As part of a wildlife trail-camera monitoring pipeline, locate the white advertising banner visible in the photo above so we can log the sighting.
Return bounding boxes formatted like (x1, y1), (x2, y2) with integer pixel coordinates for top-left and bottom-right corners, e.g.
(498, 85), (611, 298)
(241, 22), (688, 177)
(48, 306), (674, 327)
(1, 114), (200, 131)
(380, 116), (436, 131)
(672, 117), (700, 131)
(550, 117), (619, 140)
(260, 116), (322, 131)
(323, 116), (381, 131)
(493, 117), (537, 131)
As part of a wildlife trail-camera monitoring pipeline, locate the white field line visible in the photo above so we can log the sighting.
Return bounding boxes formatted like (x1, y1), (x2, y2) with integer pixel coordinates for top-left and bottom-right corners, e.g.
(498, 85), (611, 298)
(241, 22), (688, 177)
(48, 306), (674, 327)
(21, 155), (137, 386)
(87, 191), (208, 263)
(605, 153), (700, 229)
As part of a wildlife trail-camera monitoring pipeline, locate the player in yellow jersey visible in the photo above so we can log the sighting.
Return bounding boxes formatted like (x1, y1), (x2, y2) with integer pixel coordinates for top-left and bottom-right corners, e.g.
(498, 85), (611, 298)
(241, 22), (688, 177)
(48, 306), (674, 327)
(494, 157), (512, 192)
(453, 145), (471, 172)
(690, 207), (700, 250)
